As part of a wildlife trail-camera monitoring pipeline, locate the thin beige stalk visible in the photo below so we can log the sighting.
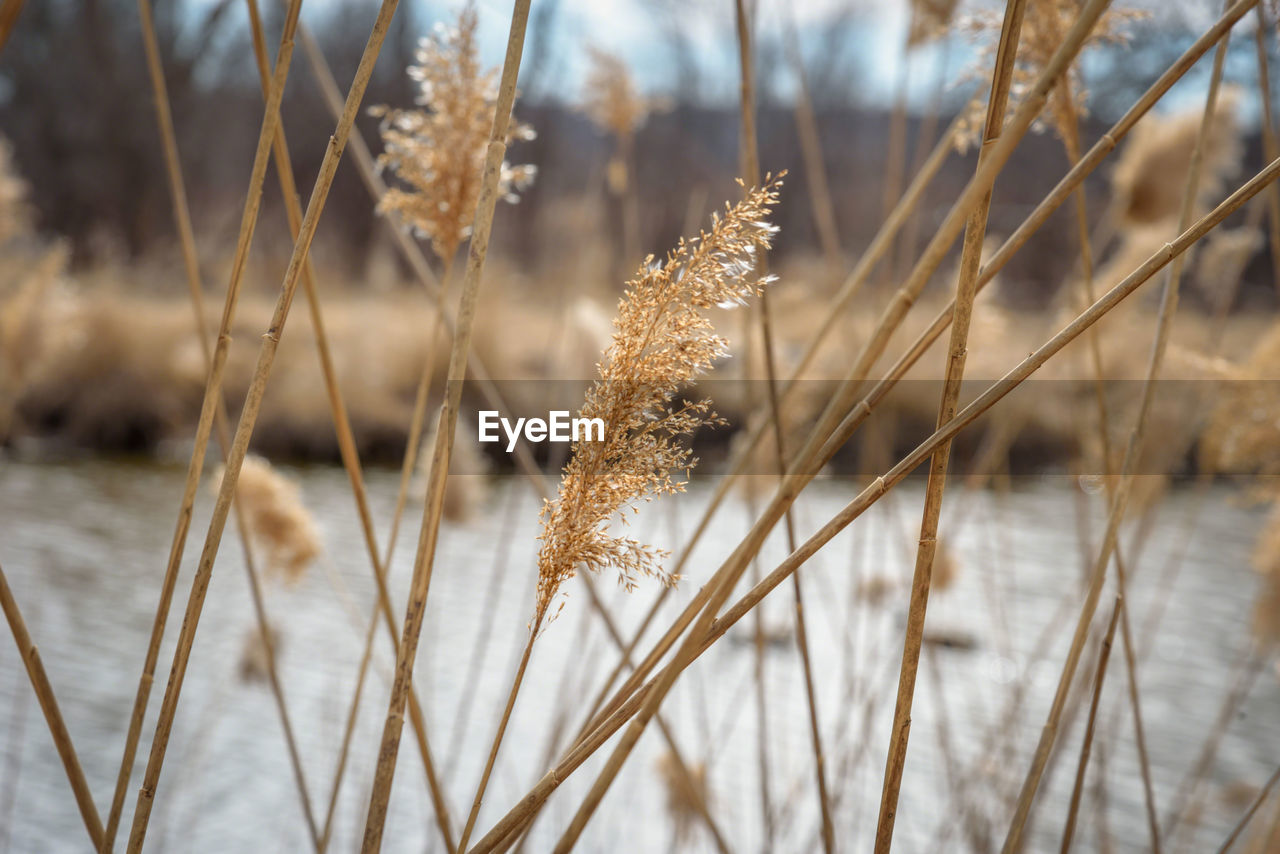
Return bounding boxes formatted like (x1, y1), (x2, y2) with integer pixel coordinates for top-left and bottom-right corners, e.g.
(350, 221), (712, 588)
(1216, 762), (1280, 853)
(104, 0), (215, 839)
(1253, 4), (1280, 297)
(359, 2), (532, 849)
(875, 3), (1028, 848)
(108, 0), (310, 847)
(735, 0), (833, 848)
(126, 2), (401, 848)
(783, 13), (841, 271)
(1001, 15), (1235, 850)
(469, 147), (1280, 854)
(456, 617), (541, 854)
(1059, 596), (1121, 854)
(0, 561), (104, 850)
(239, 2), (454, 847)
(1163, 651), (1265, 844)
(1060, 71), (1163, 854)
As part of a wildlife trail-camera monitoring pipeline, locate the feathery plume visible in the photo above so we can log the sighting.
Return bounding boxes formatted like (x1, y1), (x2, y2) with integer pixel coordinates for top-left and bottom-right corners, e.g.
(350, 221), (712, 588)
(371, 6), (536, 262)
(238, 623), (282, 684)
(955, 1), (1143, 153)
(909, 0), (959, 47)
(580, 49), (666, 194)
(656, 752), (711, 848)
(218, 456), (321, 583)
(1110, 88), (1243, 229)
(533, 177), (783, 624)
(581, 48), (660, 143)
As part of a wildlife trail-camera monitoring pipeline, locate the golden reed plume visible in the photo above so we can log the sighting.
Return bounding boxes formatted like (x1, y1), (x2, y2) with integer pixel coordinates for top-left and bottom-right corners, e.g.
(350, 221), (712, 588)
(533, 176), (783, 624)
(370, 5), (535, 262)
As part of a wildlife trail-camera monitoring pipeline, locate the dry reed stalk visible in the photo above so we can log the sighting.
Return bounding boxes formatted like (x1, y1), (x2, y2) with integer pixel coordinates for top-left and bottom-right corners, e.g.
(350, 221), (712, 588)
(469, 145), (1280, 854)
(782, 15), (841, 272)
(1218, 763), (1280, 852)
(1253, 5), (1280, 297)
(0, 621), (30, 853)
(311, 10), (540, 842)
(1059, 596), (1121, 853)
(1003, 16), (1237, 850)
(570, 109), (967, 742)
(215, 456), (324, 852)
(126, 1), (403, 849)
(106, 1), (320, 848)
(733, 1), (833, 848)
(360, 3), (531, 849)
(240, 6), (459, 849)
(576, 4), (1250, 760)
(1055, 64), (1164, 851)
(0, 561), (104, 850)
(874, 2), (1028, 847)
(1164, 650), (1266, 846)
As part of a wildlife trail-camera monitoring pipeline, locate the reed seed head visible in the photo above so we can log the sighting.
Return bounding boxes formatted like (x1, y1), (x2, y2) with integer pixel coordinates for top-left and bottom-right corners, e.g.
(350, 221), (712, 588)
(533, 177), (783, 625)
(371, 5), (536, 262)
(217, 455), (322, 583)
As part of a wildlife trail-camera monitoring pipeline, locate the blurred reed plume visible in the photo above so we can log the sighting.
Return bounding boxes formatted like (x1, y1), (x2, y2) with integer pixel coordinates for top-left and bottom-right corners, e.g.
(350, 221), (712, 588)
(656, 751), (710, 848)
(955, 1), (1141, 152)
(533, 177), (782, 624)
(580, 48), (664, 195)
(370, 5), (536, 262)
(218, 456), (321, 583)
(1201, 322), (1280, 477)
(1253, 572), (1280, 649)
(415, 415), (490, 522)
(908, 0), (959, 47)
(931, 539), (960, 592)
(238, 623), (282, 683)
(1109, 88), (1243, 229)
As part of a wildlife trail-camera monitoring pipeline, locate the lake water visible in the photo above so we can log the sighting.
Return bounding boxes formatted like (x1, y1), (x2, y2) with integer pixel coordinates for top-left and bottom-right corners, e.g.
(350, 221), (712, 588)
(0, 459), (1277, 852)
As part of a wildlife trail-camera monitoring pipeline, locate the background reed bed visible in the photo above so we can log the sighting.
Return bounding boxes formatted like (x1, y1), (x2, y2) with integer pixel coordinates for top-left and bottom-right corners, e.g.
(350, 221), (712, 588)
(2, 0), (1280, 852)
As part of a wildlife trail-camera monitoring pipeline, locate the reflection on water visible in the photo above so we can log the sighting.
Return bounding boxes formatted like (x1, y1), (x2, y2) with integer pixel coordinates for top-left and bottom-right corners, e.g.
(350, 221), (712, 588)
(0, 459), (1277, 852)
